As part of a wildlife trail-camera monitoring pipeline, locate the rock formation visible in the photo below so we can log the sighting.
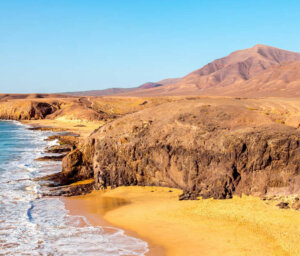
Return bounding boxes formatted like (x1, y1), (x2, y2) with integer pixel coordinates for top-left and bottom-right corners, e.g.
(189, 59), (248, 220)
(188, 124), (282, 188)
(62, 99), (300, 199)
(0, 101), (59, 120)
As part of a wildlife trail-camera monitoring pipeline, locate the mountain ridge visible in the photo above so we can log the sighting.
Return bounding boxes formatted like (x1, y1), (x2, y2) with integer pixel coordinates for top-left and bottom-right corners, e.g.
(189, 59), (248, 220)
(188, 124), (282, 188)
(63, 44), (300, 97)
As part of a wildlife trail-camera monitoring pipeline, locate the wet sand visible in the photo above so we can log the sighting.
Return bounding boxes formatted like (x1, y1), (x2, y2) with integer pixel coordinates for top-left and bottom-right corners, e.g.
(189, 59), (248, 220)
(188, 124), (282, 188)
(63, 190), (166, 256)
(65, 186), (300, 256)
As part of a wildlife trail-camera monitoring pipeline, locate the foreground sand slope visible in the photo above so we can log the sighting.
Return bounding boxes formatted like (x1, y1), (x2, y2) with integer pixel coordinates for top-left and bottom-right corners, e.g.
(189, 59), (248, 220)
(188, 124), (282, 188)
(67, 186), (300, 256)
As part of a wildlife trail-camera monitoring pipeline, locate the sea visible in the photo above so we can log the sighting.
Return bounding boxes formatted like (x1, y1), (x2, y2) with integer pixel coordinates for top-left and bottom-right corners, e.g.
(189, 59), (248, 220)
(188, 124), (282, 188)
(0, 121), (148, 256)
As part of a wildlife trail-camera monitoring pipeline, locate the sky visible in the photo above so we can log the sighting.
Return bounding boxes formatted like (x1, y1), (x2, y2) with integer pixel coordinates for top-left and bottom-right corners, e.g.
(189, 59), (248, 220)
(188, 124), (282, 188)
(0, 0), (300, 93)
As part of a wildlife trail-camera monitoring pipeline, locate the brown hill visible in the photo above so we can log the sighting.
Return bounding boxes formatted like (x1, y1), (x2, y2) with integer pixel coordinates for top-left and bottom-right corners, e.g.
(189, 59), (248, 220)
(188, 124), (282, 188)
(63, 78), (180, 96)
(63, 88), (135, 97)
(124, 44), (300, 97)
(0, 93), (70, 101)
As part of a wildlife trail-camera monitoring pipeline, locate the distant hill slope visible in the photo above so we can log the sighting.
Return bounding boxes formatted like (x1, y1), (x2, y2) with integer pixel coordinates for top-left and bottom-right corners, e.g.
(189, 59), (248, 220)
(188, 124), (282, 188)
(63, 78), (180, 96)
(63, 44), (300, 97)
(0, 93), (71, 101)
(64, 88), (135, 97)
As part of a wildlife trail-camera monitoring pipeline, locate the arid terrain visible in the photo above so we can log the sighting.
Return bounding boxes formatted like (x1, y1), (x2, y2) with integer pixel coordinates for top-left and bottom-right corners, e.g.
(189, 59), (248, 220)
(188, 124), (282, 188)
(1, 94), (300, 202)
(1, 44), (300, 256)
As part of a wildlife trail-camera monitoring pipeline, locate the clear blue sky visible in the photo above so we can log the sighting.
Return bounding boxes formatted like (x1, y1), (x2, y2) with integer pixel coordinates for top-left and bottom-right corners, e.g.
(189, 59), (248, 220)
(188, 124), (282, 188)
(0, 0), (300, 93)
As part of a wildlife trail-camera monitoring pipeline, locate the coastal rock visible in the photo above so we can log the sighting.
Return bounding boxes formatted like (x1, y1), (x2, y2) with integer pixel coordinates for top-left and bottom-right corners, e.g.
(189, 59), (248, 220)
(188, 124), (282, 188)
(35, 155), (66, 161)
(45, 145), (72, 154)
(0, 101), (58, 120)
(45, 134), (79, 147)
(47, 145), (94, 185)
(65, 100), (300, 199)
(42, 183), (94, 197)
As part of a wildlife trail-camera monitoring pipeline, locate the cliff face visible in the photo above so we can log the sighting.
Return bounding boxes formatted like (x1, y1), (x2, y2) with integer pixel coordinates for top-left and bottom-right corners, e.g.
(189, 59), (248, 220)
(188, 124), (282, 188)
(65, 100), (300, 199)
(0, 98), (115, 122)
(0, 100), (59, 120)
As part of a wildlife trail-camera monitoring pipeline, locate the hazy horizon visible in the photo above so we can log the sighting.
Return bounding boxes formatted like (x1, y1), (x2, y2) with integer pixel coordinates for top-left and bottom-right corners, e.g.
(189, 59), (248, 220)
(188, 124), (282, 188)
(1, 0), (300, 93)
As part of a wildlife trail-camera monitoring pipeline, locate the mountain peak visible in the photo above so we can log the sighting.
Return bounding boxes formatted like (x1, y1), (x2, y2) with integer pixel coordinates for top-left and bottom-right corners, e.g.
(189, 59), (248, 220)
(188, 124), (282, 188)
(126, 45), (300, 97)
(252, 44), (271, 49)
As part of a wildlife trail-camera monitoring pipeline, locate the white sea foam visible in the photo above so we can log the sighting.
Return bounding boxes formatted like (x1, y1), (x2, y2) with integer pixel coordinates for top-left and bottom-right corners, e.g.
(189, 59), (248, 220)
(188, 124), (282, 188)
(0, 121), (148, 255)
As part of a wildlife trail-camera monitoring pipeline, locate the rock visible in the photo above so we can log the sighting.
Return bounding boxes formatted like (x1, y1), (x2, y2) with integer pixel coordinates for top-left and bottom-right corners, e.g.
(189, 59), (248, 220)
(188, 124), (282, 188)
(28, 126), (65, 132)
(179, 191), (199, 200)
(0, 101), (58, 120)
(45, 145), (72, 154)
(42, 183), (94, 197)
(62, 149), (83, 176)
(44, 134), (79, 147)
(140, 101), (148, 105)
(292, 201), (300, 210)
(277, 202), (290, 209)
(47, 147), (93, 185)
(35, 155), (66, 161)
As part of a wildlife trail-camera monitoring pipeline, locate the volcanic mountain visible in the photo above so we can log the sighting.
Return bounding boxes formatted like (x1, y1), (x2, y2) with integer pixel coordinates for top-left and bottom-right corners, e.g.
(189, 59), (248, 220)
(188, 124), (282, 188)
(63, 44), (300, 97)
(124, 44), (300, 97)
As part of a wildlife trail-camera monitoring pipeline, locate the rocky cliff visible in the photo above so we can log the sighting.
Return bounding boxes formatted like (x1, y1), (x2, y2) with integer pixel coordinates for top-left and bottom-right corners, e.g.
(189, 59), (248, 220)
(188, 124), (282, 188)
(0, 100), (59, 120)
(62, 99), (300, 199)
(0, 98), (114, 122)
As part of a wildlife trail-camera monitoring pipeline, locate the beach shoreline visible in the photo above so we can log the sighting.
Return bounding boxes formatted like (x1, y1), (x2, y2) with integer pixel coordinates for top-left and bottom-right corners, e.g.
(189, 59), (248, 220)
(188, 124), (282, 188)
(63, 192), (166, 256)
(64, 186), (300, 256)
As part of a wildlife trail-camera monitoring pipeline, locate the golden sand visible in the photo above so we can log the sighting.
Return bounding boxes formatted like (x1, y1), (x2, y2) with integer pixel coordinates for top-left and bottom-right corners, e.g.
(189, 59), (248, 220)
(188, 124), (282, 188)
(65, 186), (300, 256)
(70, 179), (94, 186)
(21, 119), (103, 137)
(64, 189), (166, 256)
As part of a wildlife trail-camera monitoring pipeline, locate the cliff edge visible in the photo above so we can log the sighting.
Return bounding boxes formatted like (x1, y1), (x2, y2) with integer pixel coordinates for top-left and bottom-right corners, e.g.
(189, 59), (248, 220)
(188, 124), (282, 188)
(63, 99), (300, 199)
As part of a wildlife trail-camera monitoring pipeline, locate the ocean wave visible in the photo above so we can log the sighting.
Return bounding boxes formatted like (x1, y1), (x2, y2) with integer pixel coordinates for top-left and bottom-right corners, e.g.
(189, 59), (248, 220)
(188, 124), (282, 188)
(0, 121), (148, 256)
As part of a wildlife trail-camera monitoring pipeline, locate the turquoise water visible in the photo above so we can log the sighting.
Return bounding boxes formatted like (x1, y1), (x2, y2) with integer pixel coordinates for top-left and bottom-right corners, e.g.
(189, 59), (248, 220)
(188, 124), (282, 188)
(0, 121), (148, 256)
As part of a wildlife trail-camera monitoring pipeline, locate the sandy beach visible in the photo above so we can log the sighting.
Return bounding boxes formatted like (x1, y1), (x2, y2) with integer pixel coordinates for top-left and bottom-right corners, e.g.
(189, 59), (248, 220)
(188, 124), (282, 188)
(65, 186), (300, 256)
(63, 189), (166, 256)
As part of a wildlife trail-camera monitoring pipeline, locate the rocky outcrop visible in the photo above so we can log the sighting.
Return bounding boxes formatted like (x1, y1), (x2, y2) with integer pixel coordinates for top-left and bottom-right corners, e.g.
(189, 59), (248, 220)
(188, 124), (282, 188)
(0, 97), (119, 122)
(0, 101), (59, 120)
(35, 155), (66, 161)
(45, 145), (72, 154)
(62, 100), (300, 199)
(48, 143), (94, 185)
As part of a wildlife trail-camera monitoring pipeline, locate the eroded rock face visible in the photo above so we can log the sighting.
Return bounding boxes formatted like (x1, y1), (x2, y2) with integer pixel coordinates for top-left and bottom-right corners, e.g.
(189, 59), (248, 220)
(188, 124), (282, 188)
(45, 145), (72, 154)
(63, 100), (300, 199)
(0, 101), (58, 120)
